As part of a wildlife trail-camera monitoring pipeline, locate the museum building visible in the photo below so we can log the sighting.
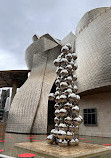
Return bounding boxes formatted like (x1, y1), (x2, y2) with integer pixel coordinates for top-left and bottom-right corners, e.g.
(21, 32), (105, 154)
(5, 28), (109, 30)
(6, 7), (111, 137)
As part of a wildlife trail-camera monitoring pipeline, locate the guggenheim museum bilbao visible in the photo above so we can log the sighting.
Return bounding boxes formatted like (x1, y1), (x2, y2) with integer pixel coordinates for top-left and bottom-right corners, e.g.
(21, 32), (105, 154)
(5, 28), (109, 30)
(6, 7), (111, 137)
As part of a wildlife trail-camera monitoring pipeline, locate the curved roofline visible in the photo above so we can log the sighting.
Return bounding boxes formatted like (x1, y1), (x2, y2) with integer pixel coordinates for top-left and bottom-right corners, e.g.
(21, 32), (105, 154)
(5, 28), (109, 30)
(40, 33), (61, 45)
(76, 7), (110, 35)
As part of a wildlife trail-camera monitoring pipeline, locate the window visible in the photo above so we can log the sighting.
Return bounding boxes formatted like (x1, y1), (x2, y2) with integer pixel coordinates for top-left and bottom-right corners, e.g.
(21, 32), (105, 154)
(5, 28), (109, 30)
(83, 108), (97, 126)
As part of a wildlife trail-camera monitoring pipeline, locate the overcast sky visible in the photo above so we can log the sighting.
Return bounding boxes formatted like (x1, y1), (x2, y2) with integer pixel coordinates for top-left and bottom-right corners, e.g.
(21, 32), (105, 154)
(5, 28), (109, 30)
(0, 0), (110, 70)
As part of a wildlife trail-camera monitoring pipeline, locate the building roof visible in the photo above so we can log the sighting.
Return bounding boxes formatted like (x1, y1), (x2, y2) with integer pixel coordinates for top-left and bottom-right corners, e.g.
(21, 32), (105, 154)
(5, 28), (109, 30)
(0, 70), (30, 88)
(76, 7), (109, 34)
(40, 33), (61, 45)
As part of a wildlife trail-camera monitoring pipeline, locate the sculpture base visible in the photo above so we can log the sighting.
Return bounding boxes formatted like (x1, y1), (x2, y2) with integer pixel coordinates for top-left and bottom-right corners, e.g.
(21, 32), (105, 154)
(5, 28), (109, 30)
(15, 141), (111, 158)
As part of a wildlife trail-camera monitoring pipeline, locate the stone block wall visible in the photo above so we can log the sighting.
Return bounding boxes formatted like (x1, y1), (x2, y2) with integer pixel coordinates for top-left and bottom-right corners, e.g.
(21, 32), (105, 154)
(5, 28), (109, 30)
(79, 92), (111, 137)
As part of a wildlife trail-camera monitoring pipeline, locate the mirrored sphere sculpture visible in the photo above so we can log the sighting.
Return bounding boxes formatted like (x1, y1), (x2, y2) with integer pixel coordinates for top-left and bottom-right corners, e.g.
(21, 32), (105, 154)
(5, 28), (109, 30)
(47, 43), (83, 146)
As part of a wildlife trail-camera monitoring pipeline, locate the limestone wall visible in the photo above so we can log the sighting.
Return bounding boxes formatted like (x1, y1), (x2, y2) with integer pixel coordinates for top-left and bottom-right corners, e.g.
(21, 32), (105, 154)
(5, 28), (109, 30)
(79, 92), (111, 137)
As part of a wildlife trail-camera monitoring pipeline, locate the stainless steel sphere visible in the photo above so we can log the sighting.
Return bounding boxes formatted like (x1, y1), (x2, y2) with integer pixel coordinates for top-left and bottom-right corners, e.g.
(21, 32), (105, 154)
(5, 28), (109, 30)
(73, 74), (77, 81)
(65, 43), (72, 50)
(65, 76), (72, 84)
(73, 85), (78, 93)
(55, 109), (60, 117)
(66, 65), (73, 71)
(58, 130), (66, 139)
(74, 126), (79, 132)
(54, 104), (60, 110)
(59, 123), (67, 131)
(59, 139), (68, 147)
(60, 70), (68, 77)
(69, 125), (79, 132)
(55, 96), (61, 103)
(60, 58), (68, 66)
(56, 67), (63, 75)
(59, 108), (67, 117)
(72, 105), (80, 114)
(55, 79), (60, 87)
(54, 117), (60, 124)
(69, 125), (75, 132)
(69, 139), (76, 146)
(73, 116), (82, 126)
(73, 63), (78, 70)
(76, 95), (80, 102)
(64, 88), (72, 95)
(66, 53), (72, 61)
(48, 93), (55, 101)
(65, 116), (73, 125)
(46, 134), (55, 144)
(53, 58), (60, 67)
(55, 124), (59, 130)
(61, 45), (69, 53)
(75, 138), (79, 146)
(59, 94), (67, 103)
(55, 91), (60, 97)
(78, 115), (83, 122)
(66, 131), (73, 140)
(51, 129), (56, 134)
(60, 82), (68, 90)
(68, 93), (77, 102)
(72, 53), (77, 60)
(58, 139), (63, 146)
(64, 102), (72, 110)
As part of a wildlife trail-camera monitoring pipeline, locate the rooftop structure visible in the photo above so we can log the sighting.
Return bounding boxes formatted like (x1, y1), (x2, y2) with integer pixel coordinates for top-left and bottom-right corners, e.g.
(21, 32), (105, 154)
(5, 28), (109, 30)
(0, 70), (30, 103)
(0, 70), (30, 88)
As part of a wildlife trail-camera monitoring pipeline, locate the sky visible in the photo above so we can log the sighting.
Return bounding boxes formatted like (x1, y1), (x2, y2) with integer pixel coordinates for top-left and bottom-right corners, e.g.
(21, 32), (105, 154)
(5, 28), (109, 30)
(0, 0), (110, 70)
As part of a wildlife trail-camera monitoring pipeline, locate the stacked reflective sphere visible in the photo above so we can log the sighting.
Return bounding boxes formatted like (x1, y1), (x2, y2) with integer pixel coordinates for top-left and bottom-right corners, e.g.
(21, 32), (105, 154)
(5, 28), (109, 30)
(46, 43), (83, 147)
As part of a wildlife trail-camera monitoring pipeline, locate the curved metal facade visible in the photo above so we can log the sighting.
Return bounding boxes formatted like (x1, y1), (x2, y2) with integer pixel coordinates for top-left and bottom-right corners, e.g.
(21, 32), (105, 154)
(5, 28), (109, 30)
(7, 36), (61, 133)
(76, 7), (111, 94)
(7, 33), (75, 134)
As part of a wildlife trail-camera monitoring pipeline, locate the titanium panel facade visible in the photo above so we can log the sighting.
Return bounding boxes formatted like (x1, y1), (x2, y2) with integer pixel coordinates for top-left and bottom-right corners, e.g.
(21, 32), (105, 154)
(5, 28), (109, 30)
(7, 36), (61, 133)
(76, 7), (111, 137)
(76, 7), (111, 94)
